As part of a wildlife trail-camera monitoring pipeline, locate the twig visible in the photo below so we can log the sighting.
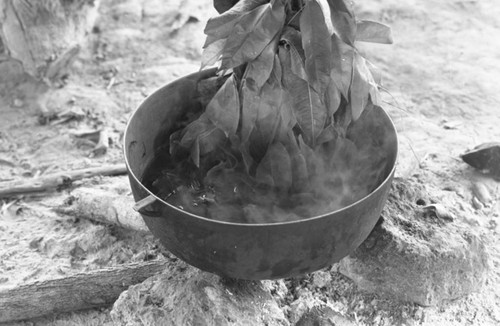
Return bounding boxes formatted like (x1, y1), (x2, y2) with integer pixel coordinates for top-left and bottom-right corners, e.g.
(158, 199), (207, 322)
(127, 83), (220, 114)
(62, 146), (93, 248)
(0, 164), (127, 198)
(0, 260), (169, 323)
(54, 185), (150, 233)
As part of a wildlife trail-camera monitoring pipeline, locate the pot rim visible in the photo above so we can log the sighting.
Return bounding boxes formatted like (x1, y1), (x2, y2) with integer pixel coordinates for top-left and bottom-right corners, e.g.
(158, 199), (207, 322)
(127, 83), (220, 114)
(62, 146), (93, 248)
(124, 73), (399, 227)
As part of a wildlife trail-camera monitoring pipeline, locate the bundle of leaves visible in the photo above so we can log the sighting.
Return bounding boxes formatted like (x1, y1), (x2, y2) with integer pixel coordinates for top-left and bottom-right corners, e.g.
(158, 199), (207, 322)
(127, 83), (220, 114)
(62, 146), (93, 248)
(150, 0), (393, 223)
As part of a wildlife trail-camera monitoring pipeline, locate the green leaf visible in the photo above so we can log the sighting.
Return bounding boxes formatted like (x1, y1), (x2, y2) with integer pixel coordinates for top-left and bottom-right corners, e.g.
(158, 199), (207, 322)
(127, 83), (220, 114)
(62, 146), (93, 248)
(315, 0), (335, 35)
(297, 134), (318, 176)
(201, 39), (226, 69)
(255, 142), (292, 192)
(326, 0), (357, 45)
(221, 0), (285, 70)
(280, 46), (327, 148)
(246, 60), (292, 160)
(330, 34), (354, 98)
(324, 79), (341, 117)
(336, 103), (352, 130)
(240, 80), (260, 143)
(252, 81), (286, 151)
(350, 53), (377, 121)
(191, 137), (201, 167)
(365, 59), (382, 85)
(244, 33), (278, 88)
(326, 0), (353, 14)
(213, 0), (239, 14)
(280, 27), (307, 80)
(356, 20), (393, 44)
(316, 122), (337, 144)
(205, 75), (240, 136)
(204, 0), (270, 47)
(300, 0), (333, 94)
(290, 82), (325, 148)
(286, 132), (310, 192)
(180, 116), (226, 167)
(280, 27), (304, 60)
(369, 85), (382, 106)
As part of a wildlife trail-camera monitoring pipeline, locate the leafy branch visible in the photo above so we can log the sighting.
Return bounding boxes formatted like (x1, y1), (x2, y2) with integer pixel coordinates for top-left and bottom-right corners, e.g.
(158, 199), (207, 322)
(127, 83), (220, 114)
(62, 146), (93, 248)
(172, 0), (392, 196)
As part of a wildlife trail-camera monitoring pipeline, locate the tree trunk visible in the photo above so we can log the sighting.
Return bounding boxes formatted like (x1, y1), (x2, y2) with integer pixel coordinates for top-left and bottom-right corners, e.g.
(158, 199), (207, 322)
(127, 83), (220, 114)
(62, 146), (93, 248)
(0, 0), (100, 81)
(0, 260), (169, 323)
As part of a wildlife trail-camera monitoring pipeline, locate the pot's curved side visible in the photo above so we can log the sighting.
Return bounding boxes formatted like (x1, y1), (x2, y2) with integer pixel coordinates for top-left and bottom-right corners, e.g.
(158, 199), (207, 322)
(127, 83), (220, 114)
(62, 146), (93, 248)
(124, 70), (398, 280)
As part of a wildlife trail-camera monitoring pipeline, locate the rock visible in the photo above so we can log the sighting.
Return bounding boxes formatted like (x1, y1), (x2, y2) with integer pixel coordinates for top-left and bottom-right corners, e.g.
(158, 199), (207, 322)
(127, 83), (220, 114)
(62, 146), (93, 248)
(311, 271), (332, 289)
(339, 178), (490, 307)
(461, 142), (500, 178)
(111, 262), (289, 326)
(263, 279), (289, 302)
(472, 180), (493, 206)
(422, 204), (455, 221)
(295, 306), (357, 326)
(288, 289), (324, 325)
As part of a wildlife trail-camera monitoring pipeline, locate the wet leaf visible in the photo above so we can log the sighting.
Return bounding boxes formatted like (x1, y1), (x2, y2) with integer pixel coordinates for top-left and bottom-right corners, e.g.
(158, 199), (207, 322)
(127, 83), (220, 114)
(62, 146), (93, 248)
(316, 122), (337, 145)
(316, 0), (335, 35)
(280, 27), (307, 80)
(205, 75), (240, 136)
(204, 0), (269, 47)
(239, 141), (255, 173)
(242, 56), (289, 148)
(256, 142), (292, 192)
(244, 33), (278, 88)
(180, 116), (226, 166)
(280, 27), (304, 60)
(298, 134), (318, 176)
(201, 39), (226, 69)
(300, 0), (333, 94)
(356, 20), (393, 44)
(365, 59), (382, 85)
(221, 0), (285, 70)
(246, 60), (292, 160)
(286, 132), (310, 192)
(280, 46), (326, 147)
(324, 79), (341, 117)
(169, 129), (183, 155)
(351, 53), (377, 121)
(369, 86), (382, 106)
(213, 0), (239, 14)
(336, 102), (352, 130)
(191, 137), (201, 167)
(330, 34), (354, 98)
(241, 80), (260, 143)
(326, 0), (357, 45)
(251, 81), (285, 152)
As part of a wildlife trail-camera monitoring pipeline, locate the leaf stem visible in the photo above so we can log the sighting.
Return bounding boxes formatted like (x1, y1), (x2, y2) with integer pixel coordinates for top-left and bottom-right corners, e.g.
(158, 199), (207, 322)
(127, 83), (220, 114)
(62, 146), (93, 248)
(286, 6), (304, 25)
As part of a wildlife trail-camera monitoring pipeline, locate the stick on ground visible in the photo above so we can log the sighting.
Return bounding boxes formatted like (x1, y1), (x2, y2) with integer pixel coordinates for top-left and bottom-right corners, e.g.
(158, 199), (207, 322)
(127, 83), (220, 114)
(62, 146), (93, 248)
(0, 164), (127, 198)
(0, 260), (168, 323)
(54, 185), (150, 233)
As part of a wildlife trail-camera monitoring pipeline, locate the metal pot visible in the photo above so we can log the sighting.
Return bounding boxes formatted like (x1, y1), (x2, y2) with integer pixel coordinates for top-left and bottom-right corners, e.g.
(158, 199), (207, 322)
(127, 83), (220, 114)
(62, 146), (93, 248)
(124, 69), (398, 280)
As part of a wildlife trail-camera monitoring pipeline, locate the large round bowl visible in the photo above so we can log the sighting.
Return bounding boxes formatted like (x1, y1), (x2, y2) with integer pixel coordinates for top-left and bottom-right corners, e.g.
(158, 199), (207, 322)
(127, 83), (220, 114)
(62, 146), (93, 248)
(124, 69), (398, 280)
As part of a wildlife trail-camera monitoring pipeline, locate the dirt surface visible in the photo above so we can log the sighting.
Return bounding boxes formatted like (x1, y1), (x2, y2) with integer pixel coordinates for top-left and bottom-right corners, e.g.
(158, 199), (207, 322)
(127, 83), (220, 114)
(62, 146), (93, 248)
(0, 0), (499, 325)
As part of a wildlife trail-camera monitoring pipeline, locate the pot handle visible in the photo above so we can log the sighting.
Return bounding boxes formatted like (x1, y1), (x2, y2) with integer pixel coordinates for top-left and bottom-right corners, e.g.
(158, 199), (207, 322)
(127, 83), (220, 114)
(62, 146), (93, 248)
(133, 195), (162, 218)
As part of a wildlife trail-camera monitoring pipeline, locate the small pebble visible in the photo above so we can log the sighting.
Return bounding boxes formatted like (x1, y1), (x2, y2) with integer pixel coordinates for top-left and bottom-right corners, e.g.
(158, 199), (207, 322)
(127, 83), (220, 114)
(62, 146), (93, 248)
(423, 204), (455, 221)
(414, 307), (424, 320)
(472, 181), (492, 206)
(312, 271), (332, 288)
(472, 196), (484, 210)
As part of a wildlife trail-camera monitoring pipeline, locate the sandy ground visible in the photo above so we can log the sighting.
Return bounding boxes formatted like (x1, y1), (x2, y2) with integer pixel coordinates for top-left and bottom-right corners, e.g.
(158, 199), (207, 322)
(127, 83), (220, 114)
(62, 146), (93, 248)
(0, 0), (499, 325)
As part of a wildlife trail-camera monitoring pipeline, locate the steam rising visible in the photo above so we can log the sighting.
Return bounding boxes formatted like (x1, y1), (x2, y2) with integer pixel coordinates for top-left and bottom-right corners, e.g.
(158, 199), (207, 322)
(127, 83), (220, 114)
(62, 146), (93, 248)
(144, 106), (394, 224)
